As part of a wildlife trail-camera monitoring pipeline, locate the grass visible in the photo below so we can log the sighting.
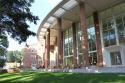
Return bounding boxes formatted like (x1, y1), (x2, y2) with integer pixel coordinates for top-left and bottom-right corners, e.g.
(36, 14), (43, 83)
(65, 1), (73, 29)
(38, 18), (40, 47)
(0, 72), (125, 83)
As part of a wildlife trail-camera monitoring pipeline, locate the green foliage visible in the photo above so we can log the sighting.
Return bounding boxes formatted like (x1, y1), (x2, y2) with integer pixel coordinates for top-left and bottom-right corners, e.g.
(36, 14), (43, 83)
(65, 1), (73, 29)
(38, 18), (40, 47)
(0, 0), (39, 43)
(0, 35), (8, 68)
(0, 0), (38, 67)
(0, 35), (8, 48)
(6, 50), (23, 63)
(0, 34), (8, 57)
(6, 51), (15, 62)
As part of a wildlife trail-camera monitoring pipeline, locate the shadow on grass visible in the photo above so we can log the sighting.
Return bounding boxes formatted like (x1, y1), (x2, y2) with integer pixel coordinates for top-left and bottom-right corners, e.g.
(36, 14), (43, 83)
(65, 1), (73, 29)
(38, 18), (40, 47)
(0, 72), (125, 83)
(31, 73), (125, 83)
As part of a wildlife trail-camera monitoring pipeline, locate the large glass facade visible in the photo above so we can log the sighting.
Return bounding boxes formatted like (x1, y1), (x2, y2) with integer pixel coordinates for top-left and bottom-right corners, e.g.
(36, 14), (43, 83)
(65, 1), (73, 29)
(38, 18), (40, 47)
(63, 3), (125, 67)
(76, 16), (97, 66)
(64, 27), (73, 66)
(100, 3), (125, 66)
(101, 3), (125, 47)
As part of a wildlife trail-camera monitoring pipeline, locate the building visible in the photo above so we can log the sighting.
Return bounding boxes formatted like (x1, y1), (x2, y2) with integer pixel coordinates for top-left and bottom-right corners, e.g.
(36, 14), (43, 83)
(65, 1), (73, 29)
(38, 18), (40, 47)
(37, 0), (125, 69)
(22, 45), (39, 69)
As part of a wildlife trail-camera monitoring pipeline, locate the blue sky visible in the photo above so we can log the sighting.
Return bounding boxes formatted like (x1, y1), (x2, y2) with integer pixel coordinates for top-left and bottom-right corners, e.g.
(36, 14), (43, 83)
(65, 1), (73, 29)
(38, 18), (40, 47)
(7, 0), (62, 51)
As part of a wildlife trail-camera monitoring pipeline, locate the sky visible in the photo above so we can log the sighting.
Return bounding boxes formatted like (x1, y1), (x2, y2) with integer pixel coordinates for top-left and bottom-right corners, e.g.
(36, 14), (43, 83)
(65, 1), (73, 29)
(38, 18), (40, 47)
(7, 0), (62, 51)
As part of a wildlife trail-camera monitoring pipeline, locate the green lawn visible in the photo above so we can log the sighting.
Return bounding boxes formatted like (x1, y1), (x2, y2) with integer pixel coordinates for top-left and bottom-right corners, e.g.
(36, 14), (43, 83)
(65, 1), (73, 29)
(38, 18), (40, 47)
(0, 72), (125, 83)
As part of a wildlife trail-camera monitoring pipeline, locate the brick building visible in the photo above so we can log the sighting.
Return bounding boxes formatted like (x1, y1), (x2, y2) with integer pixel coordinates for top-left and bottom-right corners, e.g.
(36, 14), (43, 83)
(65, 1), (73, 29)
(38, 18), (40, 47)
(22, 46), (39, 69)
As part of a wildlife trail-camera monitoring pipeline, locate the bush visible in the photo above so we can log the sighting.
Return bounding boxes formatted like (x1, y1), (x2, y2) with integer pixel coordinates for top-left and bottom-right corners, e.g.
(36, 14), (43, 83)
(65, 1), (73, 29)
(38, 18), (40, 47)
(0, 69), (7, 73)
(7, 68), (20, 73)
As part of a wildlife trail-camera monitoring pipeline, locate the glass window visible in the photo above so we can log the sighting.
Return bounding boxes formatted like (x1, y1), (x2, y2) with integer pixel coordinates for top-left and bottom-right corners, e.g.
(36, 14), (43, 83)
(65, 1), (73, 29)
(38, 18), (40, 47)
(100, 3), (125, 46)
(64, 27), (73, 65)
(116, 17), (122, 24)
(76, 16), (97, 66)
(87, 26), (96, 51)
(76, 24), (83, 53)
(64, 58), (67, 66)
(87, 17), (96, 51)
(110, 52), (122, 65)
(64, 56), (73, 67)
(116, 16), (125, 45)
(89, 52), (97, 66)
(76, 23), (84, 65)
(102, 19), (116, 47)
(67, 56), (73, 65)
(78, 55), (83, 65)
(64, 28), (73, 56)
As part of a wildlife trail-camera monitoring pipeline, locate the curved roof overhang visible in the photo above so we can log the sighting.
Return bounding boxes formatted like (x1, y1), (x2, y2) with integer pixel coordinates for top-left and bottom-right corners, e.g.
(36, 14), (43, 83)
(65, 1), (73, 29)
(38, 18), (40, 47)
(37, 0), (125, 42)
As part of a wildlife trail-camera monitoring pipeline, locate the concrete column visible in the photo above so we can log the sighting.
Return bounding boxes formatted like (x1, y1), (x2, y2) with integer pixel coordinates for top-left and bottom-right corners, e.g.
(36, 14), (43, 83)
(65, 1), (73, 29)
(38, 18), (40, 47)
(93, 11), (103, 67)
(57, 18), (63, 68)
(45, 29), (50, 68)
(72, 23), (78, 68)
(79, 1), (89, 66)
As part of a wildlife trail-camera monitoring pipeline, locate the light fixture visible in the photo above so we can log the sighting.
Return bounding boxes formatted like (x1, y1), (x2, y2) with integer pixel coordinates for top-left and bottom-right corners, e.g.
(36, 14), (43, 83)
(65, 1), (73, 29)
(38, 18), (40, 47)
(47, 16), (56, 24)
(62, 0), (78, 10)
(53, 8), (66, 17)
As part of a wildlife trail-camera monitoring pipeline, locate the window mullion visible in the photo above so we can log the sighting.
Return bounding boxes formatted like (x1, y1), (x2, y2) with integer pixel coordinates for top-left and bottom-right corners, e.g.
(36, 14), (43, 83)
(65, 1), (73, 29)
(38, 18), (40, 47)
(113, 16), (119, 45)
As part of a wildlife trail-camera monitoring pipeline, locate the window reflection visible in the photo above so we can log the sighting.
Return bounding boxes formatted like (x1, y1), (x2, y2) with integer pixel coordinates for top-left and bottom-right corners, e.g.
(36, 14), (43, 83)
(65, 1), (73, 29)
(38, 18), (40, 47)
(102, 19), (116, 47)
(87, 26), (96, 51)
(110, 52), (122, 65)
(76, 21), (97, 66)
(89, 52), (97, 65)
(116, 16), (125, 45)
(64, 27), (73, 65)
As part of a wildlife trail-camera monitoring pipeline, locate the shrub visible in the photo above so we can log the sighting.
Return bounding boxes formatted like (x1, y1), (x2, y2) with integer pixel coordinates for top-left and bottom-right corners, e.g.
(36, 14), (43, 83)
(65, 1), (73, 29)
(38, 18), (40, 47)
(0, 69), (7, 73)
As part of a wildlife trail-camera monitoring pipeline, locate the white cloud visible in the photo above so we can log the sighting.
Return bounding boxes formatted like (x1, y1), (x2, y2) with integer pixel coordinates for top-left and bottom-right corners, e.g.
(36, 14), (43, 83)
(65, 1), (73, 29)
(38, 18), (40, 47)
(48, 0), (62, 7)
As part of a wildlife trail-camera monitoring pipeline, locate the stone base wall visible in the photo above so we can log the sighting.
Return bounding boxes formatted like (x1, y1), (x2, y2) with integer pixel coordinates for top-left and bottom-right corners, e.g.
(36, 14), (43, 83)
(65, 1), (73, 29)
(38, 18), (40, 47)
(39, 66), (125, 73)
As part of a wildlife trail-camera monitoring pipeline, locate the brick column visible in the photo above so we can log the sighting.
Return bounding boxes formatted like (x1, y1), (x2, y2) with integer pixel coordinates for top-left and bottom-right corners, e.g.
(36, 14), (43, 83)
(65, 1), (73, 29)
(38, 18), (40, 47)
(45, 29), (50, 68)
(42, 36), (46, 68)
(72, 23), (77, 68)
(93, 11), (103, 67)
(44, 36), (47, 69)
(79, 1), (89, 66)
(57, 18), (63, 68)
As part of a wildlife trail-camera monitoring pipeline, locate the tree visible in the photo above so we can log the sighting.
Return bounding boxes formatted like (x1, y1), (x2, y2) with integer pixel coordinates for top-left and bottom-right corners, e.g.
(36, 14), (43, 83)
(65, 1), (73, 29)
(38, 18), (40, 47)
(0, 0), (39, 68)
(6, 51), (15, 62)
(0, 35), (8, 48)
(14, 51), (23, 65)
(0, 0), (39, 43)
(0, 35), (8, 68)
(6, 50), (23, 64)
